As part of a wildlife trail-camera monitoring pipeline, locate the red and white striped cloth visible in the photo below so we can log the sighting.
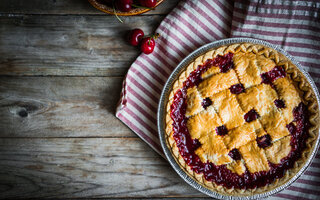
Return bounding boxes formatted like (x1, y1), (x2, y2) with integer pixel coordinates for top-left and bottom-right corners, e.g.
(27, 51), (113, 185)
(116, 0), (320, 199)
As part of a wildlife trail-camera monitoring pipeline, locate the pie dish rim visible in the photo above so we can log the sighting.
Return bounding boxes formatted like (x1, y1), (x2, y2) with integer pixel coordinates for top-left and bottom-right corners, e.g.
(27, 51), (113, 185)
(157, 38), (320, 199)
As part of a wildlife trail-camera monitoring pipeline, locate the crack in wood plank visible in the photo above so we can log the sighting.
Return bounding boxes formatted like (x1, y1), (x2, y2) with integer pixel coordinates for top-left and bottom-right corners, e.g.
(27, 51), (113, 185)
(0, 77), (135, 137)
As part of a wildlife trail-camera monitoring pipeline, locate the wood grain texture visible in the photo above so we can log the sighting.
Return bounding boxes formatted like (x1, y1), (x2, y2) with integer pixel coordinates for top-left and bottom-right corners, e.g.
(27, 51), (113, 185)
(0, 76), (134, 137)
(0, 137), (205, 198)
(0, 15), (163, 76)
(0, 1), (198, 199)
(0, 0), (179, 15)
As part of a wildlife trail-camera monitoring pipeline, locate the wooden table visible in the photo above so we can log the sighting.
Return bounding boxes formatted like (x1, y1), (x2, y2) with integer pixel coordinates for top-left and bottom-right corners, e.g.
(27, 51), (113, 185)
(0, 0), (211, 199)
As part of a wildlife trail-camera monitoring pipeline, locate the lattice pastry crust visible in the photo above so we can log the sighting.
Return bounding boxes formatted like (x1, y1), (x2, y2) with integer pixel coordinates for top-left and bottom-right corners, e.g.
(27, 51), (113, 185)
(164, 43), (320, 196)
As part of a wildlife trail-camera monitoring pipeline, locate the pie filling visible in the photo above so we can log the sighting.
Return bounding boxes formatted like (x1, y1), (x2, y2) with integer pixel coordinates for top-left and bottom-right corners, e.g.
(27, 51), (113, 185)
(170, 52), (309, 189)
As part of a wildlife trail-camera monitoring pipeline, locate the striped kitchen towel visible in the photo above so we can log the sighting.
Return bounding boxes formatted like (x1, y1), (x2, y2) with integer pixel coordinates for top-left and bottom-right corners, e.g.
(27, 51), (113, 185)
(116, 0), (320, 199)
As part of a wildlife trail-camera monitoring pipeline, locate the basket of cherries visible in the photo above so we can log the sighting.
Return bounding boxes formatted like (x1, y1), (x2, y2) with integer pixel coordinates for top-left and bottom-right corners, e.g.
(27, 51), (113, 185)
(88, 0), (164, 16)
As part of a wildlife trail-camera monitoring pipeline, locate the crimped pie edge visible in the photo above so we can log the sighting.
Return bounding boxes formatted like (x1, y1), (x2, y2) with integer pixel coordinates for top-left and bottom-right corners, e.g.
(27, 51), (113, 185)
(164, 42), (320, 196)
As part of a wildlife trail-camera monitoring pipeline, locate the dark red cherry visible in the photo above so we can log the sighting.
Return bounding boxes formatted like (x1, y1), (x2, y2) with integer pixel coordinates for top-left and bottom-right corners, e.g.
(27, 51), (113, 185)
(139, 0), (157, 8)
(286, 122), (296, 135)
(140, 37), (155, 54)
(201, 98), (212, 109)
(260, 73), (271, 84)
(128, 29), (144, 46)
(215, 125), (228, 136)
(230, 83), (245, 94)
(228, 149), (241, 160)
(261, 66), (286, 84)
(191, 139), (201, 151)
(256, 134), (271, 148)
(115, 0), (133, 12)
(244, 109), (259, 122)
(218, 52), (234, 73)
(293, 102), (307, 122)
(269, 66), (286, 81)
(274, 99), (285, 109)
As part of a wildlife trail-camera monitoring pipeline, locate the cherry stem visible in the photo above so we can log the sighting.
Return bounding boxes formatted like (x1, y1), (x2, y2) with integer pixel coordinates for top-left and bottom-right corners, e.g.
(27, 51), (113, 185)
(132, 4), (155, 10)
(153, 33), (160, 39)
(146, 33), (160, 39)
(112, 1), (123, 23)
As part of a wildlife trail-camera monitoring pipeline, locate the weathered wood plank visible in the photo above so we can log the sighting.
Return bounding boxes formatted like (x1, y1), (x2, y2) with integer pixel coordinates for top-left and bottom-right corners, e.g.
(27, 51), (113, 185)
(0, 0), (179, 15)
(0, 138), (205, 198)
(0, 76), (135, 137)
(0, 15), (164, 76)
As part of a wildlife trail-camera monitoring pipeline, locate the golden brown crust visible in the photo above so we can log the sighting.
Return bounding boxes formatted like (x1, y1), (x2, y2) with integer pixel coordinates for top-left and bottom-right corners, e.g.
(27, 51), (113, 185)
(233, 52), (262, 88)
(274, 77), (302, 124)
(198, 70), (239, 98)
(239, 141), (270, 173)
(186, 86), (204, 117)
(265, 136), (292, 164)
(187, 106), (222, 139)
(223, 121), (257, 150)
(210, 90), (245, 130)
(237, 84), (277, 116)
(259, 108), (290, 141)
(164, 42), (320, 196)
(227, 160), (246, 175)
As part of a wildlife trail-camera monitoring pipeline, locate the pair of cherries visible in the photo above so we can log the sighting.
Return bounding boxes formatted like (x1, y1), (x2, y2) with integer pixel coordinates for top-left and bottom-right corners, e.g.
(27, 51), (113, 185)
(128, 29), (159, 54)
(103, 0), (157, 12)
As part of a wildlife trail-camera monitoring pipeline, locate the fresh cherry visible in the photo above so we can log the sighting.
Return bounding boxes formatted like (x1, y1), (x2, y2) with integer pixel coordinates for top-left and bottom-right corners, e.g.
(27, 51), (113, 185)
(139, 0), (157, 8)
(140, 37), (155, 54)
(128, 29), (144, 46)
(115, 0), (133, 12)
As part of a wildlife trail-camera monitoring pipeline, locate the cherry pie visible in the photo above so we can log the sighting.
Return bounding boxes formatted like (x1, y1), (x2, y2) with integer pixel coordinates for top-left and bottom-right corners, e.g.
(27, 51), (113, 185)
(165, 43), (319, 195)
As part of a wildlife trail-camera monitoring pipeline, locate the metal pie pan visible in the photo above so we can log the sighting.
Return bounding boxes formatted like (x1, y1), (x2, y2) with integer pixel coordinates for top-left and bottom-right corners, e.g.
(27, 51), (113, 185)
(157, 38), (320, 199)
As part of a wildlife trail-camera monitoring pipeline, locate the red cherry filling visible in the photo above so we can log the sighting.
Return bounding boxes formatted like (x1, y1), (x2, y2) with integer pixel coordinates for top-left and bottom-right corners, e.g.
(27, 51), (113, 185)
(261, 66), (286, 84)
(274, 99), (285, 109)
(293, 102), (308, 122)
(201, 98), (212, 109)
(244, 109), (259, 122)
(215, 125), (228, 136)
(228, 148), (241, 160)
(230, 83), (245, 94)
(292, 103), (309, 136)
(192, 139), (201, 151)
(286, 122), (296, 135)
(170, 53), (310, 190)
(216, 52), (234, 73)
(128, 28), (144, 46)
(256, 134), (272, 148)
(200, 53), (234, 73)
